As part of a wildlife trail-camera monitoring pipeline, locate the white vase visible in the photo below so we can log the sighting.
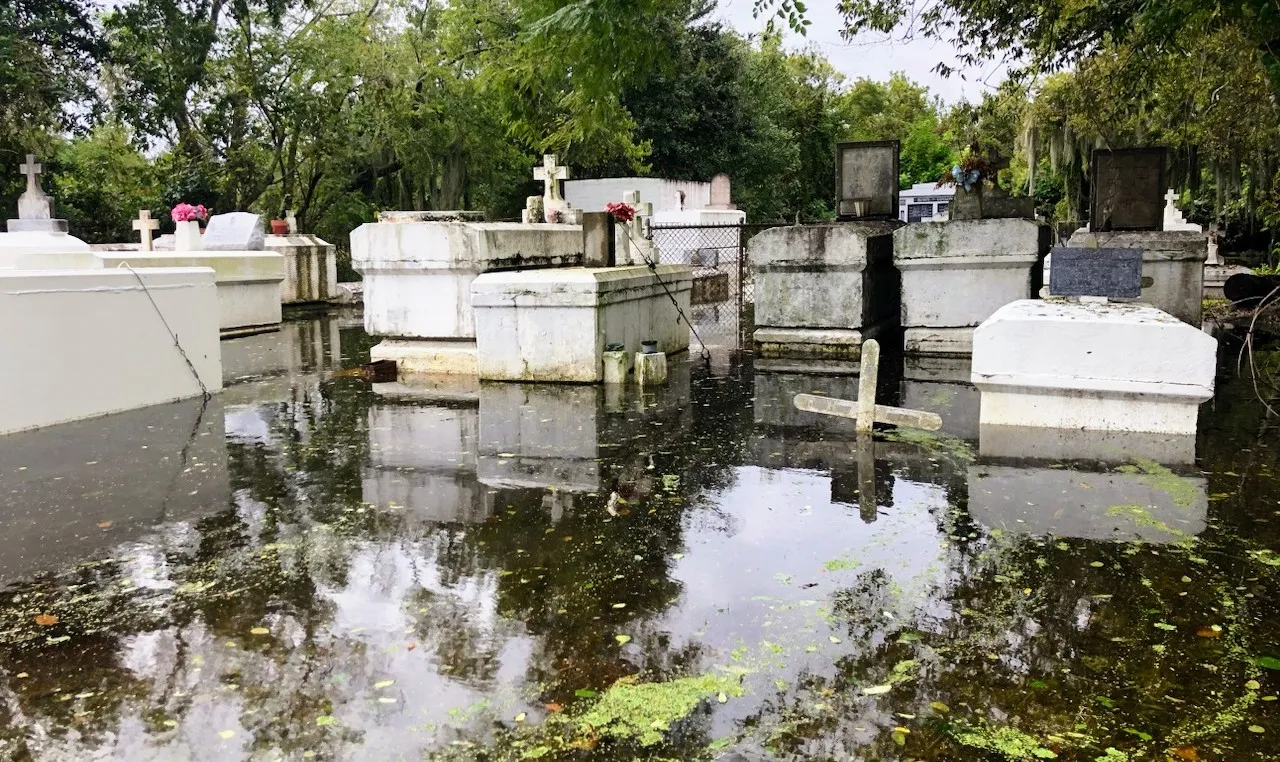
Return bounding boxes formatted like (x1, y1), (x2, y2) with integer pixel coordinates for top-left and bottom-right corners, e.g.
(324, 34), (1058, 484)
(174, 220), (203, 251)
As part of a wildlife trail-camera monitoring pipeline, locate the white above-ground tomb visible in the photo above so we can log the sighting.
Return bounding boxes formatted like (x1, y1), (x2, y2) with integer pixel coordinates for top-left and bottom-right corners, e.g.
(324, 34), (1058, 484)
(971, 299), (1216, 438)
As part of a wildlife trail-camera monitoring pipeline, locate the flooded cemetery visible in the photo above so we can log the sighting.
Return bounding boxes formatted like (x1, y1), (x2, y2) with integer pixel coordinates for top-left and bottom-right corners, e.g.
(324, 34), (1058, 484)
(0, 308), (1277, 761)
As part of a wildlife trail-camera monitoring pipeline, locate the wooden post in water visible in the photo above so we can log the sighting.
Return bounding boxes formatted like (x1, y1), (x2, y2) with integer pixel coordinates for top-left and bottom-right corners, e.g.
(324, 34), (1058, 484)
(855, 339), (880, 434)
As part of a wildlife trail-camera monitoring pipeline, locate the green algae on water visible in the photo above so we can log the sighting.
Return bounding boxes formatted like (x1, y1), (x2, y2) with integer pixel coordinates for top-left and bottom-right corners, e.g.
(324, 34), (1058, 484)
(577, 672), (744, 746)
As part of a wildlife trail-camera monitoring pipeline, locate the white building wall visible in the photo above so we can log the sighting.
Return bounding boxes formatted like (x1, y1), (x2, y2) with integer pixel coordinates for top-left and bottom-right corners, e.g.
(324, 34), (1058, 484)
(565, 178), (713, 213)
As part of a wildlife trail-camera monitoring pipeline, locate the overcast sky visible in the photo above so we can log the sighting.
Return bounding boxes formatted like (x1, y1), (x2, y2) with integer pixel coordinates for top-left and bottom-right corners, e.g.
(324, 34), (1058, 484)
(713, 0), (1007, 104)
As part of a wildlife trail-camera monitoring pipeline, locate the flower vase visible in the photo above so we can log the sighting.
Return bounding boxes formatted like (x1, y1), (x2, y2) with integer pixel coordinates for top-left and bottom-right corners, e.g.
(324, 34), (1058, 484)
(174, 220), (203, 251)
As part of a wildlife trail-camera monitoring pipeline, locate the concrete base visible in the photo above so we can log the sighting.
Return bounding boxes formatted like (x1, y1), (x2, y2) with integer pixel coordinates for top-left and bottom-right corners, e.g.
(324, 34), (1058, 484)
(750, 223), (900, 360)
(93, 251), (285, 333)
(637, 351), (668, 385)
(972, 299), (1216, 437)
(0, 268), (223, 434)
(1204, 264), (1251, 300)
(265, 233), (339, 303)
(471, 264), (693, 383)
(371, 339), (478, 376)
(896, 219), (1049, 356)
(1063, 229), (1208, 325)
(753, 326), (882, 362)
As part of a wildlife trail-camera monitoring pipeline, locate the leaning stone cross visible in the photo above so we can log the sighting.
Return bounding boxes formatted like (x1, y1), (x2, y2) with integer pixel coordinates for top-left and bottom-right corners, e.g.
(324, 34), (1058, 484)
(793, 340), (943, 434)
(533, 154), (569, 205)
(132, 209), (160, 251)
(285, 209), (298, 234)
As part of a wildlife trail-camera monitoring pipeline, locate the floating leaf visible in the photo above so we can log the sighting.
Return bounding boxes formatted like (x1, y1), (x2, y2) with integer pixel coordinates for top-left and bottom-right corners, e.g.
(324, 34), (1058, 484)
(218, 730), (236, 740)
(34, 613), (57, 626)
(374, 680), (394, 689)
(829, 635), (842, 644)
(615, 634), (631, 645)
(163, 720), (178, 728)
(1246, 680), (1261, 690)
(1089, 561), (1105, 568)
(717, 691), (728, 704)
(1196, 625), (1222, 638)
(250, 627), (270, 636)
(1154, 622), (1177, 632)
(575, 689), (598, 698)
(930, 701), (950, 713)
(515, 712), (527, 723)
(611, 603), (626, 609)
(1170, 746), (1201, 761)
(1256, 656), (1280, 670)
(862, 684), (892, 696)
(377, 697), (396, 704)
(315, 716), (335, 727)
(97, 520), (113, 529)
(1248, 725), (1265, 733)
(545, 703), (563, 713)
(46, 635), (70, 644)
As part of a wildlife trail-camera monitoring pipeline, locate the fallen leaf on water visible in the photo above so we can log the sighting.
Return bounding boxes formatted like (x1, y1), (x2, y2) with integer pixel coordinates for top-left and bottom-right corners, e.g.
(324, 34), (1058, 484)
(545, 703), (563, 713)
(97, 521), (113, 529)
(829, 635), (842, 644)
(46, 635), (70, 644)
(862, 684), (892, 696)
(15, 673), (28, 679)
(250, 627), (270, 636)
(575, 689), (598, 698)
(611, 603), (626, 609)
(1196, 625), (1222, 638)
(163, 720), (178, 728)
(515, 712), (527, 723)
(407, 642), (416, 650)
(315, 715), (335, 727)
(1248, 725), (1265, 733)
(374, 679), (394, 689)
(1246, 680), (1261, 690)
(717, 691), (728, 704)
(34, 614), (58, 626)
(1170, 746), (1201, 761)
(615, 634), (631, 645)
(377, 697), (396, 704)
(218, 730), (235, 740)
(1090, 561), (1105, 568)
(930, 701), (950, 713)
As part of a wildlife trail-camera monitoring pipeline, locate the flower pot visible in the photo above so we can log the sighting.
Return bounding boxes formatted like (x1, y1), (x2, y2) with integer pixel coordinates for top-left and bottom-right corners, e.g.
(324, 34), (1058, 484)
(640, 340), (659, 354)
(270, 219), (289, 235)
(173, 220), (203, 251)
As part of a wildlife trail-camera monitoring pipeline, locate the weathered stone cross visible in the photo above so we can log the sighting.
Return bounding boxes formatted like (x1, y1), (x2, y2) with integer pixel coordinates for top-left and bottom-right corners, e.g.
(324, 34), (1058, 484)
(285, 209), (298, 234)
(19, 154), (41, 192)
(620, 189), (654, 264)
(793, 339), (943, 434)
(1164, 189), (1180, 207)
(533, 154), (569, 204)
(132, 209), (160, 251)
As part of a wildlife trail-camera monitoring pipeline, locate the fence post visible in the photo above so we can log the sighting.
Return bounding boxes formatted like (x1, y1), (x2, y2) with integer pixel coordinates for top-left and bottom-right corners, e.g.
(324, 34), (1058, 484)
(737, 225), (747, 349)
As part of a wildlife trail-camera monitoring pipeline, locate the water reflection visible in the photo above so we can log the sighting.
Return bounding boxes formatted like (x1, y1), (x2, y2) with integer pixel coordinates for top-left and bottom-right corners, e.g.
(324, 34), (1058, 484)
(0, 317), (1277, 760)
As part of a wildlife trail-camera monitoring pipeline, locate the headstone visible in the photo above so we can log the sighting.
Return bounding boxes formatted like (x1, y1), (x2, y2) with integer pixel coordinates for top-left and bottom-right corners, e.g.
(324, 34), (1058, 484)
(202, 211), (265, 251)
(792, 340), (943, 434)
(1163, 189), (1203, 233)
(1049, 247), (1143, 299)
(533, 154), (571, 220)
(522, 195), (545, 224)
(132, 210), (160, 251)
(836, 141), (899, 220)
(582, 212), (616, 267)
(285, 209), (298, 234)
(618, 190), (655, 265)
(709, 173), (736, 210)
(7, 154), (68, 233)
(1090, 149), (1167, 231)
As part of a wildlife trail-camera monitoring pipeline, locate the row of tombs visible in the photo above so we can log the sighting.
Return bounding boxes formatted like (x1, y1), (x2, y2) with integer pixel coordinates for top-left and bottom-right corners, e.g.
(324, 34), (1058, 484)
(0, 321), (1208, 587)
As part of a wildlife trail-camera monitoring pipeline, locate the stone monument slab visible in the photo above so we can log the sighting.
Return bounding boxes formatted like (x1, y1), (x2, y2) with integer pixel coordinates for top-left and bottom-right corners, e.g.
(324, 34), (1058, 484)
(709, 173), (735, 209)
(1090, 148), (1166, 231)
(202, 212), (265, 250)
(1049, 247), (1143, 298)
(582, 211), (616, 267)
(836, 141), (899, 220)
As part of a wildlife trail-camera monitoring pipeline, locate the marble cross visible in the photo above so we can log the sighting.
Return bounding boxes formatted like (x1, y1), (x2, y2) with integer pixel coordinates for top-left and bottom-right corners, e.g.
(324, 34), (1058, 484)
(132, 209), (160, 251)
(619, 190), (654, 263)
(533, 154), (569, 205)
(793, 340), (942, 434)
(1164, 189), (1180, 207)
(285, 209), (298, 234)
(20, 155), (41, 192)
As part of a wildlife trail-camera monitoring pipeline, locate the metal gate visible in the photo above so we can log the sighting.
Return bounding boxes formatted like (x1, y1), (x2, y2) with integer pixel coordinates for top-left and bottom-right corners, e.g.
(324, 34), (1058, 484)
(647, 223), (779, 352)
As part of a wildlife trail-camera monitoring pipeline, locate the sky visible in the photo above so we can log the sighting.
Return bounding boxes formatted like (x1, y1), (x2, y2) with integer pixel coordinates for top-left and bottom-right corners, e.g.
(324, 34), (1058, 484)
(714, 0), (1008, 104)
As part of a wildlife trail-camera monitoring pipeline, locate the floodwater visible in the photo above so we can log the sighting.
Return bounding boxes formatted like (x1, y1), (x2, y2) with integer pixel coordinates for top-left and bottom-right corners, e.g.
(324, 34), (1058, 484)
(0, 314), (1278, 761)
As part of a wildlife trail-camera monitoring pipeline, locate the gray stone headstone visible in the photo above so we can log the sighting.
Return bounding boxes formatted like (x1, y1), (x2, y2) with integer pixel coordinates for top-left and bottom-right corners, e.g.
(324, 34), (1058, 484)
(1090, 148), (1167, 232)
(582, 212), (616, 267)
(202, 212), (265, 251)
(836, 141), (899, 220)
(709, 173), (734, 209)
(1049, 247), (1143, 298)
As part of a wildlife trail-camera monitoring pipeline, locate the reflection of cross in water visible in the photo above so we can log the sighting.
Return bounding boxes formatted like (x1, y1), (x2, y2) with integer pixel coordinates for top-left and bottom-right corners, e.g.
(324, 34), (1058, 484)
(793, 339), (943, 523)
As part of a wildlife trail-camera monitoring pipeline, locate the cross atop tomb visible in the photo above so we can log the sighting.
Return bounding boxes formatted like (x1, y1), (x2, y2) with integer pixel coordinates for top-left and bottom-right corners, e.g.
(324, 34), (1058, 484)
(20, 155), (41, 193)
(1164, 189), (1179, 207)
(619, 190), (655, 265)
(793, 340), (942, 434)
(533, 154), (569, 204)
(132, 209), (160, 251)
(285, 209), (298, 234)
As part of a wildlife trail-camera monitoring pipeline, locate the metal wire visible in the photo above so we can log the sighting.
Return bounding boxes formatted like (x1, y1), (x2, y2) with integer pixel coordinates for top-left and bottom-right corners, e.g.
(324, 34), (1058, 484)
(117, 262), (211, 400)
(622, 222), (713, 361)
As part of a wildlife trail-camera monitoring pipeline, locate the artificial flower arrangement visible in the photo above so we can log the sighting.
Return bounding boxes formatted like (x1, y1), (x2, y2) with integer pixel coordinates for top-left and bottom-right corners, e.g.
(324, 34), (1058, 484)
(605, 201), (636, 223)
(171, 202), (210, 223)
(938, 143), (996, 192)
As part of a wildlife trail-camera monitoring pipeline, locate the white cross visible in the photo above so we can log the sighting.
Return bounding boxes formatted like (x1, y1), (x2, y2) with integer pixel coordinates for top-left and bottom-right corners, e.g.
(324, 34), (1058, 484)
(19, 154), (41, 193)
(792, 339), (942, 434)
(285, 209), (298, 234)
(533, 154), (569, 203)
(1164, 189), (1180, 208)
(619, 190), (654, 264)
(132, 209), (160, 251)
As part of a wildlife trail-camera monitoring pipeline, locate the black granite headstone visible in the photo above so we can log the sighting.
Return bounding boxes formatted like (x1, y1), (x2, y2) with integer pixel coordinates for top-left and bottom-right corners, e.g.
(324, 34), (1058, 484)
(1090, 148), (1167, 231)
(1050, 247), (1143, 298)
(836, 140), (899, 221)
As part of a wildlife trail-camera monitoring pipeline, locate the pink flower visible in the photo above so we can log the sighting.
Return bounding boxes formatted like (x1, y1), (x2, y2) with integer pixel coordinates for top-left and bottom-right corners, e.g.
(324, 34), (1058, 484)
(605, 202), (635, 223)
(171, 203), (209, 223)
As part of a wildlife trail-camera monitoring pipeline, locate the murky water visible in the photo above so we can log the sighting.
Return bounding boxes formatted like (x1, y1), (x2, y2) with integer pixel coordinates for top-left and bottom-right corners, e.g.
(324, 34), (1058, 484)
(0, 315), (1278, 761)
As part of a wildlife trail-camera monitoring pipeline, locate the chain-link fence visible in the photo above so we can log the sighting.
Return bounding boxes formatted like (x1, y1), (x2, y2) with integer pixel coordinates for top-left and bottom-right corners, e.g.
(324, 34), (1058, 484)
(648, 223), (779, 353)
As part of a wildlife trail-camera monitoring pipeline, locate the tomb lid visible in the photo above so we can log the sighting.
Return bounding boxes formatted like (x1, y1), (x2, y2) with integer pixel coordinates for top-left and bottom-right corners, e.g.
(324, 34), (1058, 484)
(836, 141), (899, 221)
(378, 210), (486, 223)
(1049, 246), (1143, 298)
(1089, 148), (1167, 232)
(202, 212), (266, 251)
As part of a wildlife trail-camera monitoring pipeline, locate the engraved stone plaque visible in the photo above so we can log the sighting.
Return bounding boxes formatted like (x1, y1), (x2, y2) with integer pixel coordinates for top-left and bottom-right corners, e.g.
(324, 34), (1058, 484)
(1050, 247), (1143, 298)
(836, 141), (899, 221)
(1090, 149), (1167, 232)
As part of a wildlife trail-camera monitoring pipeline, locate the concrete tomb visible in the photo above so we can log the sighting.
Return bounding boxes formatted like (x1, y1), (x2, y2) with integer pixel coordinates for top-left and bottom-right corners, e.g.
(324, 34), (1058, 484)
(264, 210), (339, 304)
(750, 223), (899, 365)
(896, 218), (1050, 356)
(1062, 228), (1208, 324)
(351, 217), (583, 375)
